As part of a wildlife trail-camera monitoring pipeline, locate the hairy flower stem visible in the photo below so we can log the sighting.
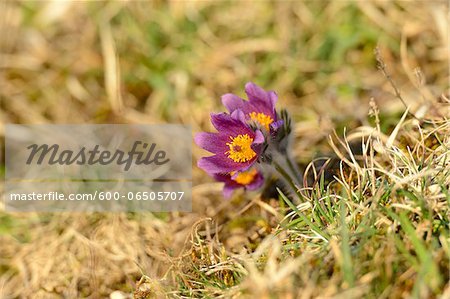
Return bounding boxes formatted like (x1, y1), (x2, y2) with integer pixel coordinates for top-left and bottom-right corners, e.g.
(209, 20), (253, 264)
(272, 153), (303, 202)
(286, 154), (302, 185)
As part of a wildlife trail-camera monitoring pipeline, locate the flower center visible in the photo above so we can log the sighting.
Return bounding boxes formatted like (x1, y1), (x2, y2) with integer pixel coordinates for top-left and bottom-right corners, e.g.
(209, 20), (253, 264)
(231, 169), (258, 185)
(226, 134), (256, 163)
(249, 112), (273, 130)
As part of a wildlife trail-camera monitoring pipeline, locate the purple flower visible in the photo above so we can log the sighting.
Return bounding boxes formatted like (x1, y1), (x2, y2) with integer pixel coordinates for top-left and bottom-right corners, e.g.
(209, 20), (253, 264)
(213, 168), (264, 198)
(195, 112), (265, 174)
(221, 82), (283, 132)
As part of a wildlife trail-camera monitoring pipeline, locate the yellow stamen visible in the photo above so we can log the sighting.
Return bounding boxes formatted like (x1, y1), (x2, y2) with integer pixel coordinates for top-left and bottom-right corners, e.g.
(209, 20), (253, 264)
(249, 112), (273, 130)
(226, 134), (256, 163)
(231, 169), (258, 185)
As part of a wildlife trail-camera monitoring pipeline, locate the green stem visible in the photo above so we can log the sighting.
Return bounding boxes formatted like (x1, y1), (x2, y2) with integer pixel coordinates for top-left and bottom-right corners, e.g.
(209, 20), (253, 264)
(273, 160), (303, 202)
(286, 154), (302, 185)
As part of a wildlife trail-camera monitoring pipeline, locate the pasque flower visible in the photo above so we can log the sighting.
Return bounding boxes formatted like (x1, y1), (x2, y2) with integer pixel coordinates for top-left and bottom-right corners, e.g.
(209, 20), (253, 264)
(195, 82), (297, 198)
(195, 111), (265, 174)
(221, 82), (283, 132)
(213, 168), (264, 198)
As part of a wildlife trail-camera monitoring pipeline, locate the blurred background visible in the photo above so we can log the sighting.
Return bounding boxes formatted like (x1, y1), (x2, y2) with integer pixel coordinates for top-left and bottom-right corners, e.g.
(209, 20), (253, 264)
(0, 1), (448, 298)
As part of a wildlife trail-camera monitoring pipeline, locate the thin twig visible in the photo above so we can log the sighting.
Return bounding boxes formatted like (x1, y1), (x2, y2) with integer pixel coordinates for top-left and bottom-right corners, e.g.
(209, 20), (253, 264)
(374, 47), (421, 122)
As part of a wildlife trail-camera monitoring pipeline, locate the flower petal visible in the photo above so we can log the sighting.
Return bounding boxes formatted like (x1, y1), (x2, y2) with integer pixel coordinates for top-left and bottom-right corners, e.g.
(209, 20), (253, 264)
(253, 130), (265, 144)
(222, 185), (236, 198)
(198, 155), (252, 174)
(194, 132), (228, 153)
(245, 82), (274, 105)
(244, 82), (277, 118)
(222, 93), (245, 112)
(270, 120), (284, 130)
(213, 173), (241, 198)
(246, 172), (264, 190)
(210, 112), (255, 137)
(268, 91), (278, 108)
(210, 112), (242, 133)
(230, 109), (246, 123)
